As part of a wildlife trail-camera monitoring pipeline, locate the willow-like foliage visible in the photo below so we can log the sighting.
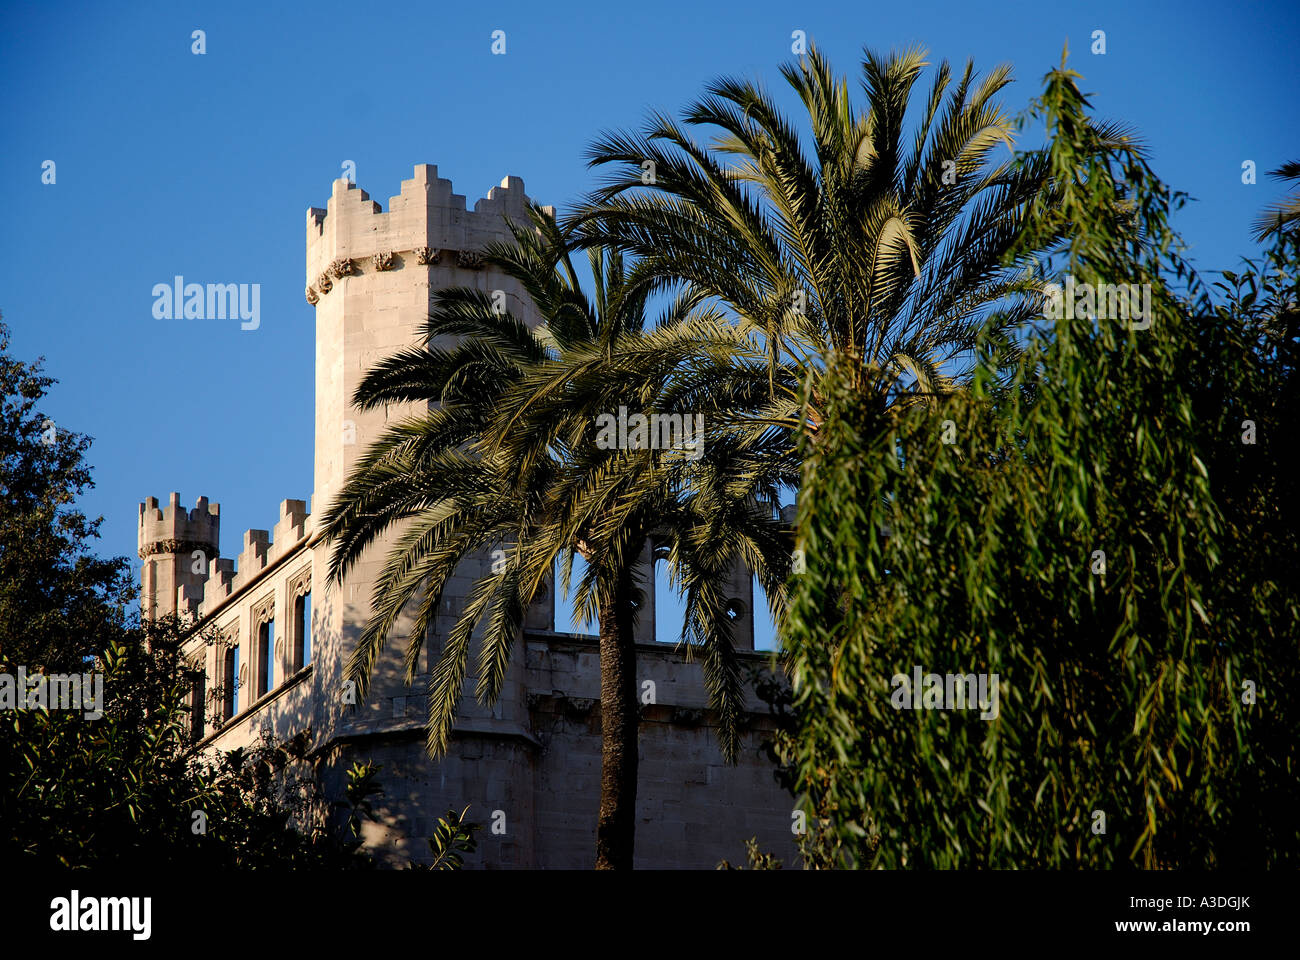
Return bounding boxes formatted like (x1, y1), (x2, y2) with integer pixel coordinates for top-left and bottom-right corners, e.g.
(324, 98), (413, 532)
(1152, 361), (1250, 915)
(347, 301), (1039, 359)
(783, 57), (1300, 868)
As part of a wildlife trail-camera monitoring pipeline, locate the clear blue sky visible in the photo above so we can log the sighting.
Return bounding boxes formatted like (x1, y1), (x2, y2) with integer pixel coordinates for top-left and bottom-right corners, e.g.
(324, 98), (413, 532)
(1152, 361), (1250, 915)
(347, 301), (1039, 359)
(2, 0), (1295, 649)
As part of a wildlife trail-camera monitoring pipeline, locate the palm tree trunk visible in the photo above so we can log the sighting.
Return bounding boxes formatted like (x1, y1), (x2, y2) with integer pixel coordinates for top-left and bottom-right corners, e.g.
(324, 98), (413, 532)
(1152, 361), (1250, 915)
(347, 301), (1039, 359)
(594, 570), (638, 869)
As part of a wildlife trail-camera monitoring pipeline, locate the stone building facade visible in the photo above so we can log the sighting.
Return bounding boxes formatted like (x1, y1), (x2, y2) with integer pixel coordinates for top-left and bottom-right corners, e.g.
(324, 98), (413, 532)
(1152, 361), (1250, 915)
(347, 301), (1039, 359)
(136, 165), (797, 869)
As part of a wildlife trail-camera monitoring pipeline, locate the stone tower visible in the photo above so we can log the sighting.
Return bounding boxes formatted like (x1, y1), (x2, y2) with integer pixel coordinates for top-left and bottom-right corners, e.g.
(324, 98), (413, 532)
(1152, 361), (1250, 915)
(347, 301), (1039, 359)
(302, 168), (554, 865)
(306, 165), (541, 522)
(137, 493), (220, 621)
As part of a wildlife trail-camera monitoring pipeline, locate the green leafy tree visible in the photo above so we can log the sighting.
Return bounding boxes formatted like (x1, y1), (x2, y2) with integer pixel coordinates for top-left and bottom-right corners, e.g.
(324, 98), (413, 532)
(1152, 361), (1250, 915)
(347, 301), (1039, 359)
(782, 57), (1300, 868)
(0, 317), (134, 670)
(0, 325), (379, 867)
(1, 617), (379, 867)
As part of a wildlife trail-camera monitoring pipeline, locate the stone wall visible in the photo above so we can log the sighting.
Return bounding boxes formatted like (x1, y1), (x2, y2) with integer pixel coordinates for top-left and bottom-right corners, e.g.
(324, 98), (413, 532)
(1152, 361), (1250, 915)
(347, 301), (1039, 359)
(318, 633), (798, 870)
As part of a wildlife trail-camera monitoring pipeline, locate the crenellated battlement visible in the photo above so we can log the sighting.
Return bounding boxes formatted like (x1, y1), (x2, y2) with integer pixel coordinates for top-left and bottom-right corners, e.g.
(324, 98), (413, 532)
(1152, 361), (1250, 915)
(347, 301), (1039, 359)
(138, 492), (313, 619)
(138, 492), (220, 559)
(305, 164), (532, 297)
(219, 499), (315, 603)
(177, 582), (205, 622)
(272, 498), (309, 553)
(203, 556), (236, 610)
(233, 529), (271, 593)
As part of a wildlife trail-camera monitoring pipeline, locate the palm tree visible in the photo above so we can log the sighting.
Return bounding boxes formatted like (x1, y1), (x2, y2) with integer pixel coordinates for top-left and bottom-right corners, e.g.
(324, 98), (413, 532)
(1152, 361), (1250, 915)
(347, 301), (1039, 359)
(320, 205), (792, 868)
(1252, 161), (1300, 241)
(575, 43), (1050, 427)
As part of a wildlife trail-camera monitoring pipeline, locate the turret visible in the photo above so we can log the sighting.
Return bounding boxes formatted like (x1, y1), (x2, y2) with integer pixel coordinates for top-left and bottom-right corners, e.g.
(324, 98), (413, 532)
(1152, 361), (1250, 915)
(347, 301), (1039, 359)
(137, 492), (220, 620)
(305, 165), (538, 516)
(303, 165), (546, 744)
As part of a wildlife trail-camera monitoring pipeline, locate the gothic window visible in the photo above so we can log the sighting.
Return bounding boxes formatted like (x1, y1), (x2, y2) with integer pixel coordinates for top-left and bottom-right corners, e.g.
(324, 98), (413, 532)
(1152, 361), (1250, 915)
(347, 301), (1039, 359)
(222, 645), (238, 720)
(188, 659), (205, 741)
(294, 590), (312, 671)
(257, 619), (274, 699)
(253, 596), (275, 700)
(289, 569), (312, 673)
